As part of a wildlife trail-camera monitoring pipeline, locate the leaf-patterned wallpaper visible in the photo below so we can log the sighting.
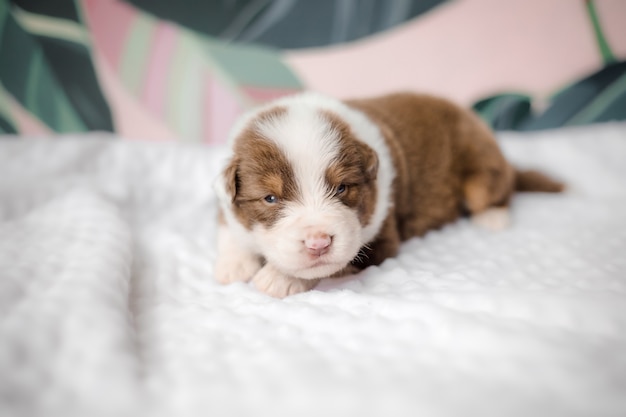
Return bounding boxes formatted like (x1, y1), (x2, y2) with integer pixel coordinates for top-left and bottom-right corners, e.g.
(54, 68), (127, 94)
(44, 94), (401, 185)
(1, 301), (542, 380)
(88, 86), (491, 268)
(0, 0), (624, 140)
(127, 0), (446, 48)
(0, 0), (302, 142)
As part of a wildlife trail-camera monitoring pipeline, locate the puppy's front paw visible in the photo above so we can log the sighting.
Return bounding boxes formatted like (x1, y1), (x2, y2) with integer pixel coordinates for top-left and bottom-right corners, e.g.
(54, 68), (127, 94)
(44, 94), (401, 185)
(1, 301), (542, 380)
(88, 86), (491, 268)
(472, 207), (510, 231)
(215, 253), (262, 285)
(252, 264), (319, 298)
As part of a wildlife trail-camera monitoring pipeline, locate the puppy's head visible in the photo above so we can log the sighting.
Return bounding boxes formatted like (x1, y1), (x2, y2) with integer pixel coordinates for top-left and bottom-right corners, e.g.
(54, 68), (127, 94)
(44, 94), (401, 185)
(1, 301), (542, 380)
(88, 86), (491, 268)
(216, 97), (381, 279)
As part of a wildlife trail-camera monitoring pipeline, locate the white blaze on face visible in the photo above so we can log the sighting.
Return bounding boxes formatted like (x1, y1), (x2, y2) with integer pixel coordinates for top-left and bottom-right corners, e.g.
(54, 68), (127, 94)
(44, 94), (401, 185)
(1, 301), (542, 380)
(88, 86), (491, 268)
(251, 106), (364, 279)
(256, 106), (338, 206)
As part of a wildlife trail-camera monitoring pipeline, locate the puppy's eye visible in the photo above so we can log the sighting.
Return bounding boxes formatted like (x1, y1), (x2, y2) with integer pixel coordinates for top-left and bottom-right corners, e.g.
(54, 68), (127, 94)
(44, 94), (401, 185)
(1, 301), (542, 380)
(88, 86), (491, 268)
(335, 184), (347, 196)
(264, 195), (279, 204)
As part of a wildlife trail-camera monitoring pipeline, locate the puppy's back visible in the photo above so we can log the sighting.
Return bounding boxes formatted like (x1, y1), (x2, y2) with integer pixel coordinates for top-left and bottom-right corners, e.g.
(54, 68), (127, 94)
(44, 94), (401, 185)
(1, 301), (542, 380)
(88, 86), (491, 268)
(347, 93), (513, 239)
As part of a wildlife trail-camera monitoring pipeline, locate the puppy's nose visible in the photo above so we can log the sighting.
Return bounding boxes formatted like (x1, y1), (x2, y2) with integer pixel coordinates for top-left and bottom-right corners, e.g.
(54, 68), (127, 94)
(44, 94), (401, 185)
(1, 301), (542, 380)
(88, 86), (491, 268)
(304, 232), (332, 257)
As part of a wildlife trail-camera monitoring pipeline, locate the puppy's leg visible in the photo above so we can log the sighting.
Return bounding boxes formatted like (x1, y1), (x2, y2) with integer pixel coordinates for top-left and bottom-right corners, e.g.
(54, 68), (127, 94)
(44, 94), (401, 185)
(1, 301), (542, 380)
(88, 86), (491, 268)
(215, 225), (262, 284)
(464, 174), (511, 231)
(471, 206), (510, 231)
(252, 264), (319, 298)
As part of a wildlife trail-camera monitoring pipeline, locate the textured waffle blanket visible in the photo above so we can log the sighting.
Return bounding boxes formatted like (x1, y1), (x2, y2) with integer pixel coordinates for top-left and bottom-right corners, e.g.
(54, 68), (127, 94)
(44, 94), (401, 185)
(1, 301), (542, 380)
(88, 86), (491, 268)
(1, 124), (625, 417)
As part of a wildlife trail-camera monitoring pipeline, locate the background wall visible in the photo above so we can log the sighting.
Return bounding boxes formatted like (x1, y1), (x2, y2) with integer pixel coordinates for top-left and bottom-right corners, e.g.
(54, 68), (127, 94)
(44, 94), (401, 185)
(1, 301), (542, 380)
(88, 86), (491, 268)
(287, 0), (626, 104)
(286, 0), (626, 130)
(1, 0), (625, 142)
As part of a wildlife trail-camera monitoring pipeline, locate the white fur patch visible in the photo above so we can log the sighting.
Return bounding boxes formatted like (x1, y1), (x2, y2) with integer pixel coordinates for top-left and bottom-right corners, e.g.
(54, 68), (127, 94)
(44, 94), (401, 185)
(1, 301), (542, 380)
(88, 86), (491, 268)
(255, 104), (340, 208)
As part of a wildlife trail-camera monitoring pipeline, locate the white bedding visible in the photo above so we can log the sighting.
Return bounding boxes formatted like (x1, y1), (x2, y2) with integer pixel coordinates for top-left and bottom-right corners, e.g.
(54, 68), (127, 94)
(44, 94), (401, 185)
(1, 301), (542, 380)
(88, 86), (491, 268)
(0, 123), (625, 417)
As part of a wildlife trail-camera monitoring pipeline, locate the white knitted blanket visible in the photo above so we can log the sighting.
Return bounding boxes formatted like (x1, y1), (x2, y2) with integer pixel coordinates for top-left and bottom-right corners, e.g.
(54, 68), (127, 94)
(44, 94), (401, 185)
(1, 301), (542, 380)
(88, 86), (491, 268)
(1, 123), (625, 417)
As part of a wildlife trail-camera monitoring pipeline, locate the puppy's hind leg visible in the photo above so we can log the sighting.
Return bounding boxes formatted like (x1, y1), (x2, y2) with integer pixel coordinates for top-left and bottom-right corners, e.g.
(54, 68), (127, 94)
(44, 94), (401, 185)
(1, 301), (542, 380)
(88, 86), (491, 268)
(463, 173), (512, 232)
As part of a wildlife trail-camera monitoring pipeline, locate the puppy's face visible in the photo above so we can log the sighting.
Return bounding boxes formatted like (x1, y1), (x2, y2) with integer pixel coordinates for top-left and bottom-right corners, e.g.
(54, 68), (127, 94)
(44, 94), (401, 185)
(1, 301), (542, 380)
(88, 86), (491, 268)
(219, 106), (379, 279)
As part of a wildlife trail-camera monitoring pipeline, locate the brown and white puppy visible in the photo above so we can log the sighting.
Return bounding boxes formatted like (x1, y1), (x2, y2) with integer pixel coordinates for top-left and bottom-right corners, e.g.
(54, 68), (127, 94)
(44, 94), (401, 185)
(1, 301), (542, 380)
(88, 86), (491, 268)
(214, 92), (563, 298)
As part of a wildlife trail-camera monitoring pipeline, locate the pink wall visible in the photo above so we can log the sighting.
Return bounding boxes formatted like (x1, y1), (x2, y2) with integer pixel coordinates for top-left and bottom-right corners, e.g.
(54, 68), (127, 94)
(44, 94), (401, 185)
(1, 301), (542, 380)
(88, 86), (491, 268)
(286, 0), (626, 105)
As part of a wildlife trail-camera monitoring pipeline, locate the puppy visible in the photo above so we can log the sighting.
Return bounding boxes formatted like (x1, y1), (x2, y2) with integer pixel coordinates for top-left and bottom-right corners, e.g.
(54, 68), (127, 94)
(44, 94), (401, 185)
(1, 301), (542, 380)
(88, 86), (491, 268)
(214, 92), (563, 298)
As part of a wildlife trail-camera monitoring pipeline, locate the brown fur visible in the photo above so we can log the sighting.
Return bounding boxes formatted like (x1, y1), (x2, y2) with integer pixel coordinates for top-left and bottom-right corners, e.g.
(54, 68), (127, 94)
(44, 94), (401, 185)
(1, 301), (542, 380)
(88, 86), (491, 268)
(222, 107), (298, 229)
(345, 92), (563, 269)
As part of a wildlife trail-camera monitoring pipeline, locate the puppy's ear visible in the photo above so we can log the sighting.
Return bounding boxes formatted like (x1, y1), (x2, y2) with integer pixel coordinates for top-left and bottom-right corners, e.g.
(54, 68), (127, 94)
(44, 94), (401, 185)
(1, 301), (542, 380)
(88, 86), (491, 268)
(224, 158), (239, 199)
(215, 157), (239, 204)
(360, 143), (379, 181)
